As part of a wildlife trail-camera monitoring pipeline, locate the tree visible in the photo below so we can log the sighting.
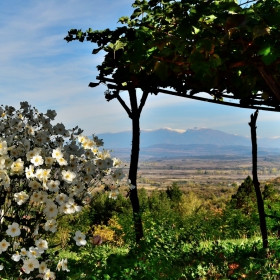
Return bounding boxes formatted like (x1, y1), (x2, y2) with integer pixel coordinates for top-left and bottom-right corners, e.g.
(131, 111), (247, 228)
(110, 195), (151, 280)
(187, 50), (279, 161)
(231, 176), (256, 213)
(262, 183), (277, 200)
(166, 182), (183, 205)
(65, 0), (280, 110)
(65, 0), (280, 247)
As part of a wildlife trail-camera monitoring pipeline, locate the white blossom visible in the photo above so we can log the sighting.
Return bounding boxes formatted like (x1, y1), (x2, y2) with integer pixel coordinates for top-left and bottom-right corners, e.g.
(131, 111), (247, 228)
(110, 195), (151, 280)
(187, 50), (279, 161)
(39, 261), (48, 273)
(52, 147), (63, 159)
(11, 252), (21, 262)
(35, 239), (48, 253)
(29, 180), (42, 190)
(10, 158), (24, 175)
(61, 170), (76, 184)
(44, 202), (58, 219)
(43, 219), (57, 233)
(14, 191), (29, 205)
(27, 246), (41, 259)
(0, 141), (8, 155)
(46, 180), (60, 192)
(0, 239), (10, 252)
(109, 189), (119, 200)
(73, 231), (87, 246)
(6, 222), (21, 237)
(57, 259), (69, 272)
(22, 257), (39, 274)
(25, 165), (35, 179)
(31, 155), (44, 166)
(43, 269), (56, 280)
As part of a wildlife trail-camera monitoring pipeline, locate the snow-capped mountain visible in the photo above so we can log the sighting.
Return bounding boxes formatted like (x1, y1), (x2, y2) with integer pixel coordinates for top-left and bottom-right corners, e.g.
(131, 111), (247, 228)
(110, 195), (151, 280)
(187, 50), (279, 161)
(95, 127), (252, 148)
(92, 128), (280, 159)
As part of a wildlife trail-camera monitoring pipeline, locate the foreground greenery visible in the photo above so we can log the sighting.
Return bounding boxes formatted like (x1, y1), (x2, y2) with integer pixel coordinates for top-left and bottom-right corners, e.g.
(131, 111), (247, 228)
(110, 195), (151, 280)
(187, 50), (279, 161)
(33, 178), (280, 279)
(57, 236), (280, 279)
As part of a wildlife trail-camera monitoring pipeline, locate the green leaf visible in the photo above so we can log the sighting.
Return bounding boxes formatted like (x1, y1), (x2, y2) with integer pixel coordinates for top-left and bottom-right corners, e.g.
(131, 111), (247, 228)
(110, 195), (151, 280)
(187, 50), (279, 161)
(262, 53), (279, 65)
(259, 46), (280, 65)
(192, 26), (200, 34)
(77, 30), (84, 39)
(258, 45), (271, 56)
(203, 14), (217, 24)
(105, 40), (127, 59)
(190, 8), (196, 14)
(107, 40), (127, 52)
(118, 16), (129, 24)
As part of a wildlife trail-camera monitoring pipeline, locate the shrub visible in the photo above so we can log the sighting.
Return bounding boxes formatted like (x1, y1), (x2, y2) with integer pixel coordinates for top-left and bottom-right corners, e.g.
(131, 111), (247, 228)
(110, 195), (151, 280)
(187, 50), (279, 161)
(230, 176), (257, 215)
(0, 102), (125, 279)
(166, 182), (183, 204)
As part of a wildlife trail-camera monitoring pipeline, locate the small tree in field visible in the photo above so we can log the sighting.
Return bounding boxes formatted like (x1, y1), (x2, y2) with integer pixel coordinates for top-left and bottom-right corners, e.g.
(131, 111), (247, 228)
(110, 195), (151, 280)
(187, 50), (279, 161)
(231, 176), (256, 214)
(262, 183), (277, 201)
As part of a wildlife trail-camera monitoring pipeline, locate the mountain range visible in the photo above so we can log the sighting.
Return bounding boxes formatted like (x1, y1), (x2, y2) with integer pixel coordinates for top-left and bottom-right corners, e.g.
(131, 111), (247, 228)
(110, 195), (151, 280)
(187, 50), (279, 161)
(93, 128), (280, 159)
(96, 127), (280, 149)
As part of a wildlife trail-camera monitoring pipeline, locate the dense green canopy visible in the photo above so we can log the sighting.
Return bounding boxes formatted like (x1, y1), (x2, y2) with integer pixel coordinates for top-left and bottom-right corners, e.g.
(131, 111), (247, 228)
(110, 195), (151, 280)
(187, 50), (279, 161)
(65, 0), (280, 110)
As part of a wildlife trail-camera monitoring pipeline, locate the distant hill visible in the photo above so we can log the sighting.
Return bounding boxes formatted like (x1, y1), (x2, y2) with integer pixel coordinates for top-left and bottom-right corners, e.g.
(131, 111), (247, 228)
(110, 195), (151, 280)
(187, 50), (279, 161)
(102, 144), (280, 160)
(93, 127), (280, 159)
(96, 127), (280, 149)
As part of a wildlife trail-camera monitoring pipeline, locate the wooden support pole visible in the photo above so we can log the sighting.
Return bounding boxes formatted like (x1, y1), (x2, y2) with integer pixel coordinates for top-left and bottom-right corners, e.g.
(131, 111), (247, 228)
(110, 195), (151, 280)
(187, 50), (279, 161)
(249, 110), (268, 249)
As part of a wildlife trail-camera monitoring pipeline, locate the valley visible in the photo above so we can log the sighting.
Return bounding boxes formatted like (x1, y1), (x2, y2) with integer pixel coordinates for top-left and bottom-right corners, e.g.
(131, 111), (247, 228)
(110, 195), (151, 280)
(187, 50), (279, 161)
(119, 156), (280, 198)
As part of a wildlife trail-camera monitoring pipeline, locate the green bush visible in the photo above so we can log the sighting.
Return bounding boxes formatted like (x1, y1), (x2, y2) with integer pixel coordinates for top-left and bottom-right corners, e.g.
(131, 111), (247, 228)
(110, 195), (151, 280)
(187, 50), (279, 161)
(87, 191), (131, 226)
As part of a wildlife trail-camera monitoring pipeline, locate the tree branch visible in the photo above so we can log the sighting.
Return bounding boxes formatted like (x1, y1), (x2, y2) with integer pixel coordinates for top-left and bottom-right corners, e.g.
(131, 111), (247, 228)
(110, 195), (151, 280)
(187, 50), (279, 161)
(115, 91), (133, 119)
(138, 90), (149, 116)
(257, 65), (280, 102)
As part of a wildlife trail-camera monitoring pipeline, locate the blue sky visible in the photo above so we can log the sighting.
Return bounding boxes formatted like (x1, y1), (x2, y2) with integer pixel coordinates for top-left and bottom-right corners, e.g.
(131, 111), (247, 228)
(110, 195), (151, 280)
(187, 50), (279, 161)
(1, 0), (280, 139)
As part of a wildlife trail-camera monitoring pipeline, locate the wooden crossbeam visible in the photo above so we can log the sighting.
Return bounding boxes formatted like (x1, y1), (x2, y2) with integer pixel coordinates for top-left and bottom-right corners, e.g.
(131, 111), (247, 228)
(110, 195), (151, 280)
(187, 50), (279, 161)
(96, 76), (280, 113)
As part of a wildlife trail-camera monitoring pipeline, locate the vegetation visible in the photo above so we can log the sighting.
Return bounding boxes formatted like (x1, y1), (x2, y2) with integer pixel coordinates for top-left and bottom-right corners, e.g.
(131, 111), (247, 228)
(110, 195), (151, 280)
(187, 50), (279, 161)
(65, 0), (280, 244)
(33, 0), (280, 278)
(36, 181), (280, 279)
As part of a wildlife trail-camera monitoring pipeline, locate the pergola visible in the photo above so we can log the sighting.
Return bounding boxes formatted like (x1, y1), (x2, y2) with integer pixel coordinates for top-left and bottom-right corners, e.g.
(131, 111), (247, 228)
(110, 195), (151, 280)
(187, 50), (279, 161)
(97, 76), (280, 112)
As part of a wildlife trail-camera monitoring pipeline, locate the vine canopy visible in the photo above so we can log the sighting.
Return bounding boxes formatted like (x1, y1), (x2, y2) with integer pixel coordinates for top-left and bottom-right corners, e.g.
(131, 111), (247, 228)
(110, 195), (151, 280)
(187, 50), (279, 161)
(64, 0), (280, 111)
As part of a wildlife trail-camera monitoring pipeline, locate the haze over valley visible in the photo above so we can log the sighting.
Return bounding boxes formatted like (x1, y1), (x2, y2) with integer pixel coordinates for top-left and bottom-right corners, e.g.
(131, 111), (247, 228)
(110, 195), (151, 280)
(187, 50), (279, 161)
(95, 127), (280, 160)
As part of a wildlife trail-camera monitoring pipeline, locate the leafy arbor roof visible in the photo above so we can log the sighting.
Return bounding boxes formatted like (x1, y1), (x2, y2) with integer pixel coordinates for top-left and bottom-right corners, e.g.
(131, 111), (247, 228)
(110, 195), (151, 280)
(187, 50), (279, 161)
(64, 0), (280, 112)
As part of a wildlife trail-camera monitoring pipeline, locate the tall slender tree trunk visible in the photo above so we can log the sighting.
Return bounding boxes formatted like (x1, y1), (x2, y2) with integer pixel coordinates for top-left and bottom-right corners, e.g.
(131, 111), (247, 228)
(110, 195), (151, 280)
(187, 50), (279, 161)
(128, 88), (144, 243)
(249, 110), (268, 249)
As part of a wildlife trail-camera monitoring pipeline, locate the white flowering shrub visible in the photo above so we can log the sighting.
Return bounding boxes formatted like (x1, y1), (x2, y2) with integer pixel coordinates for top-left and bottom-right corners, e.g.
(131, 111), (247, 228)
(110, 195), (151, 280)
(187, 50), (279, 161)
(0, 102), (126, 279)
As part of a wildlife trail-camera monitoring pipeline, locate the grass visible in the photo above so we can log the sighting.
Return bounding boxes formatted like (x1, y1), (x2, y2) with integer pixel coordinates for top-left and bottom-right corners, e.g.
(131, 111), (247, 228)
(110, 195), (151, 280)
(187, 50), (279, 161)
(51, 235), (280, 280)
